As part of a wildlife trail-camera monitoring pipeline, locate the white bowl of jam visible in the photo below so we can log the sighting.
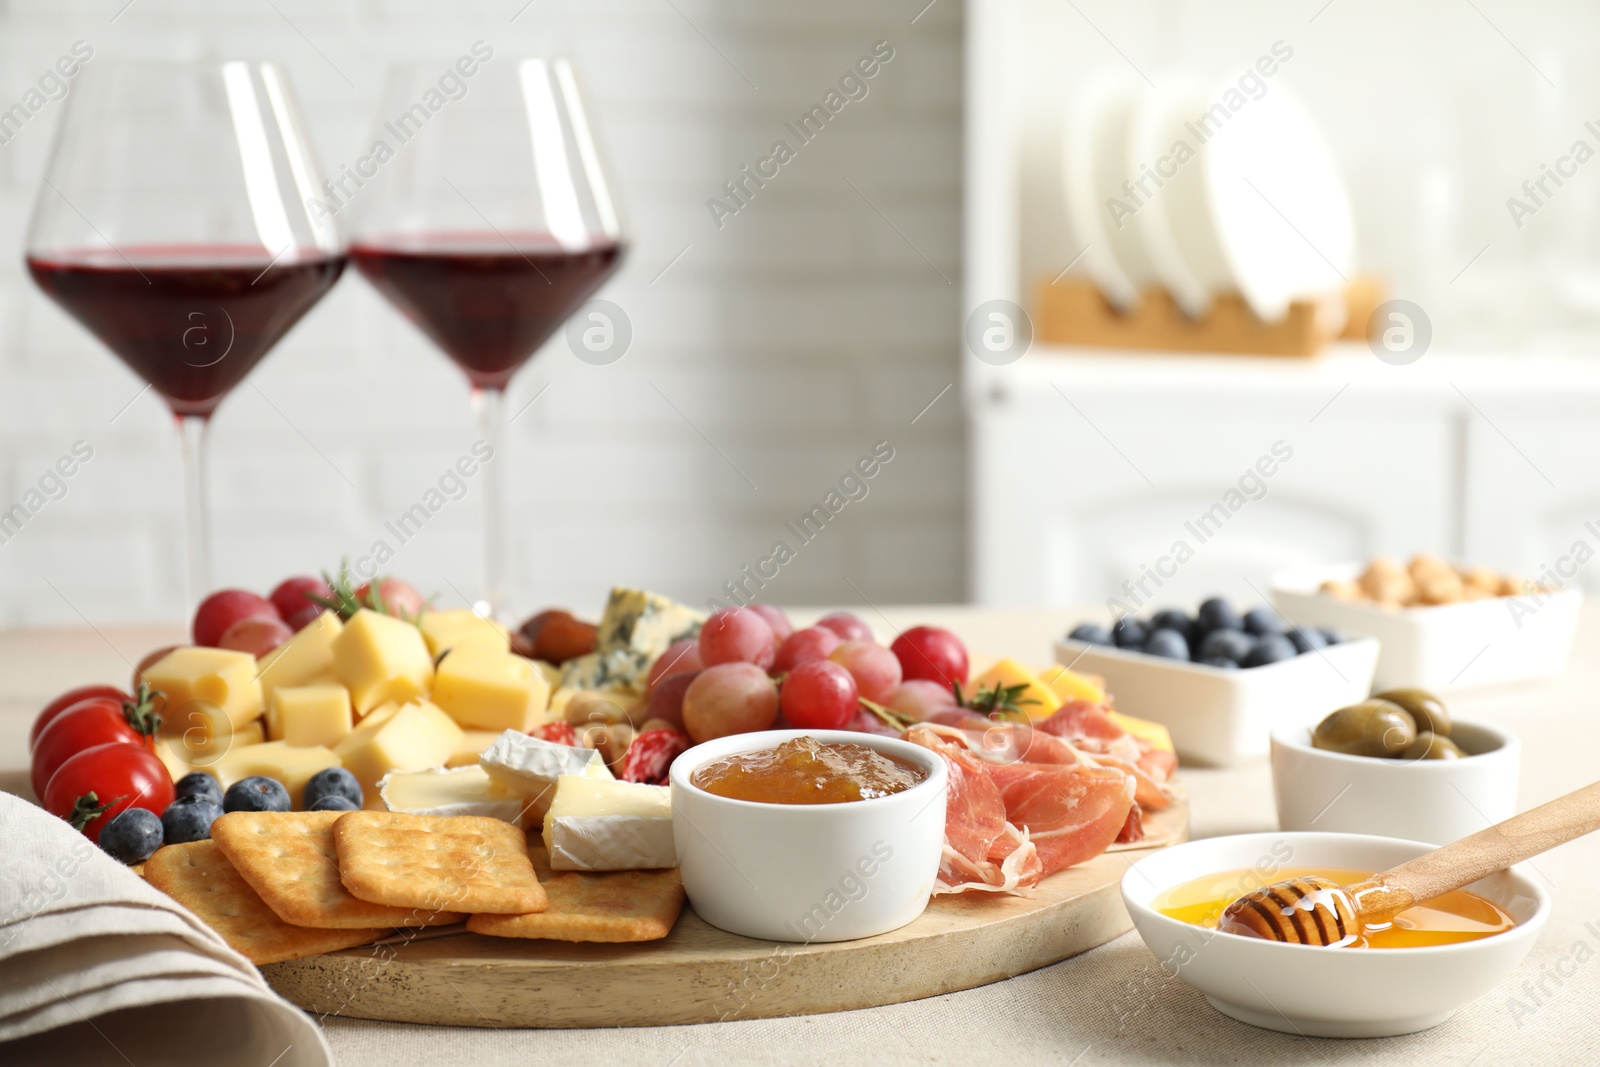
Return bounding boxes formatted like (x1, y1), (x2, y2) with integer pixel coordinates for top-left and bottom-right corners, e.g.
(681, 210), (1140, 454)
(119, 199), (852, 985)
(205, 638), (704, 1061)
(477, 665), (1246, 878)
(1121, 832), (1549, 1037)
(669, 730), (947, 943)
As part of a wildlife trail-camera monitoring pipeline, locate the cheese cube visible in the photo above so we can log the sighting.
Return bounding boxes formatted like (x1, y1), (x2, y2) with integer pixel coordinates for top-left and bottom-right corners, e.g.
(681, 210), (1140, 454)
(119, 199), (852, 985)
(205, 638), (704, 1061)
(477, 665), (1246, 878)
(256, 611), (343, 705)
(202, 740), (341, 809)
(970, 657), (1062, 721)
(153, 738), (189, 782)
(407, 699), (465, 754)
(446, 729), (503, 768)
(380, 765), (526, 823)
(273, 684), (353, 748)
(418, 609), (510, 658)
(332, 609), (434, 714)
(431, 649), (551, 732)
(332, 701), (461, 794)
(542, 775), (675, 871)
(480, 730), (611, 819)
(144, 647), (265, 733)
(1037, 663), (1107, 707)
(1108, 711), (1175, 753)
(233, 719), (265, 748)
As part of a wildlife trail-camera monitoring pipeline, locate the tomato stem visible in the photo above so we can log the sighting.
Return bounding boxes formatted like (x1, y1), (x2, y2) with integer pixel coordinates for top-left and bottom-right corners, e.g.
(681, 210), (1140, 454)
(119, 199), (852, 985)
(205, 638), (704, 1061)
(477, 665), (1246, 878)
(122, 682), (164, 738)
(66, 791), (128, 832)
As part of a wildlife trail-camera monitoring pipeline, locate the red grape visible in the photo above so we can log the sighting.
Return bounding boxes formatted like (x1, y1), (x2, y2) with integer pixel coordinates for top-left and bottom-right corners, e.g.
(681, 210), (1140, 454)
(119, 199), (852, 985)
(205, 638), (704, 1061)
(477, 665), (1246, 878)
(682, 663), (779, 742)
(746, 603), (793, 642)
(886, 679), (961, 722)
(355, 577), (424, 618)
(192, 590), (279, 647)
(646, 638), (703, 690)
(779, 659), (859, 730)
(218, 617), (295, 657)
(698, 608), (777, 669)
(645, 669), (700, 732)
(269, 576), (332, 627)
(828, 640), (902, 703)
(773, 627), (842, 674)
(815, 612), (873, 642)
(890, 626), (969, 688)
(283, 604), (326, 632)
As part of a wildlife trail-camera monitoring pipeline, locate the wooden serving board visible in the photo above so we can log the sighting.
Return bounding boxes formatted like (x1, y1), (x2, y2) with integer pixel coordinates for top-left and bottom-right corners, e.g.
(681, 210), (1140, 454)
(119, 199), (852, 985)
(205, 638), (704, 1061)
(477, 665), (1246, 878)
(262, 798), (1187, 1028)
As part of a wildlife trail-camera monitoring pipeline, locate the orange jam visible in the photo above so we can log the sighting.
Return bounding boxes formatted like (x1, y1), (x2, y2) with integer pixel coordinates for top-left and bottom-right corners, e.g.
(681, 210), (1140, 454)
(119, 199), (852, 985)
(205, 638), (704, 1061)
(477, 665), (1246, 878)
(1154, 866), (1516, 948)
(691, 736), (925, 804)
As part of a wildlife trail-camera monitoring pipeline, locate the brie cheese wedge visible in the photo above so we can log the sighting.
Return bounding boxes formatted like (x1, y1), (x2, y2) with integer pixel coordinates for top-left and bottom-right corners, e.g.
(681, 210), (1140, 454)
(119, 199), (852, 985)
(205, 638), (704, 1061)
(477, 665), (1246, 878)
(542, 775), (676, 871)
(479, 730), (613, 820)
(379, 765), (529, 824)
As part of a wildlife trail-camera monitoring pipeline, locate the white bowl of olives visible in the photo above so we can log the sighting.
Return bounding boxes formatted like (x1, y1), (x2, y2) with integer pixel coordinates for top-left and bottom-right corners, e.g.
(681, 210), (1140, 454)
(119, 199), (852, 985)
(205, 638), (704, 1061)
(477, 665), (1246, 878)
(1271, 689), (1520, 845)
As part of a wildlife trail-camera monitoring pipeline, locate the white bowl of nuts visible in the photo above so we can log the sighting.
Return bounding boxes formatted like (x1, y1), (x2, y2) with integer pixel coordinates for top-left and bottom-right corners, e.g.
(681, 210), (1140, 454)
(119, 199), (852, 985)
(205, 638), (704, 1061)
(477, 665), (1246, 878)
(1270, 557), (1580, 690)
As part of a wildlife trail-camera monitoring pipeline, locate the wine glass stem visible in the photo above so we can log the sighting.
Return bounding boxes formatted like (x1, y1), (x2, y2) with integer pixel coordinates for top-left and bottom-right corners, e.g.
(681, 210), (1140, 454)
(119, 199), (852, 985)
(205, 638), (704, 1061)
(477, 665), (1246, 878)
(470, 386), (506, 618)
(177, 414), (212, 608)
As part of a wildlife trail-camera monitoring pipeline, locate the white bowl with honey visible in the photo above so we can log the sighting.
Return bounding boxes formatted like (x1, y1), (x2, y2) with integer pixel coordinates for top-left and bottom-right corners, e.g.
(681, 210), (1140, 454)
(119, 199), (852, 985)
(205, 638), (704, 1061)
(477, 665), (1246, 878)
(1121, 832), (1549, 1037)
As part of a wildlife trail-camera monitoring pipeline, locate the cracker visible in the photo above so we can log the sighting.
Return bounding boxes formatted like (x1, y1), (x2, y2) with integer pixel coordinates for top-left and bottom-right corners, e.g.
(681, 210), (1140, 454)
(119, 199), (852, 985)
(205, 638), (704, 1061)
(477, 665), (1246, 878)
(144, 840), (387, 965)
(212, 811), (465, 929)
(467, 863), (684, 943)
(333, 811), (546, 915)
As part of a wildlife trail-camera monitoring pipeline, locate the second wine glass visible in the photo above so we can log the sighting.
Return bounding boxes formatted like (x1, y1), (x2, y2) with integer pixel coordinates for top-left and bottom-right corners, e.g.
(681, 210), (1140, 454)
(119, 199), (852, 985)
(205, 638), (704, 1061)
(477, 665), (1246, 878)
(349, 57), (626, 617)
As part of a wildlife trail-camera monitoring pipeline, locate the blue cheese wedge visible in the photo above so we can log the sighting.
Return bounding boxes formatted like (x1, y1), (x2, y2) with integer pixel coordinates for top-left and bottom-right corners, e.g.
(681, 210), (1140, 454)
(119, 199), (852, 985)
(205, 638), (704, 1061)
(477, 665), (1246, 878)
(479, 730), (612, 819)
(542, 775), (676, 871)
(562, 587), (704, 694)
(378, 765), (528, 824)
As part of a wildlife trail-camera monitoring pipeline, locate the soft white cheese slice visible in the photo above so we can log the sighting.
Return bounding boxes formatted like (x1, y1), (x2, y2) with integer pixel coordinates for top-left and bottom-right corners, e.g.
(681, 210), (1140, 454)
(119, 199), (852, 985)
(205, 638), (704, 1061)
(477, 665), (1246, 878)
(379, 764), (529, 824)
(479, 730), (613, 820)
(542, 775), (675, 871)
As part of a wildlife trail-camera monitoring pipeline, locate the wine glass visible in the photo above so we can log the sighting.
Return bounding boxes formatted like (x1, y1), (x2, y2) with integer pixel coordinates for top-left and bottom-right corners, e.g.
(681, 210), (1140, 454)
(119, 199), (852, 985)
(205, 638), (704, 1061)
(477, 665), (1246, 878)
(26, 61), (345, 605)
(348, 57), (625, 617)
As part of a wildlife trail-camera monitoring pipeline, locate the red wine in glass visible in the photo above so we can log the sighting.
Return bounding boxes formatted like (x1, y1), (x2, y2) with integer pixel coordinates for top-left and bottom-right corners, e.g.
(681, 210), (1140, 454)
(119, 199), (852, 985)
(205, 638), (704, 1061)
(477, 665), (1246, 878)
(350, 232), (621, 391)
(27, 245), (345, 418)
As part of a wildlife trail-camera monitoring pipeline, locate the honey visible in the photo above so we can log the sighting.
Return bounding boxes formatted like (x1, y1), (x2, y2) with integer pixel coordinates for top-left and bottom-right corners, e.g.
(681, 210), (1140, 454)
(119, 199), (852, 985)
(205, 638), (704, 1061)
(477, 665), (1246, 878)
(691, 736), (925, 805)
(1154, 866), (1516, 948)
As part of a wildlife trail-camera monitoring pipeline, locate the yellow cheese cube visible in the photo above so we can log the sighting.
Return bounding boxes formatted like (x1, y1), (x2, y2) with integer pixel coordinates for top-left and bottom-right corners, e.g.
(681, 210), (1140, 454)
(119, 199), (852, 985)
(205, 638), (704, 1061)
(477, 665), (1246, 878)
(405, 699), (465, 754)
(273, 684), (353, 748)
(1037, 663), (1107, 706)
(430, 648), (552, 732)
(418, 609), (510, 658)
(233, 719), (265, 748)
(332, 609), (434, 714)
(970, 657), (1062, 721)
(1108, 711), (1174, 753)
(256, 611), (343, 706)
(153, 738), (189, 782)
(332, 701), (460, 794)
(202, 740), (341, 809)
(445, 729), (504, 768)
(144, 647), (264, 733)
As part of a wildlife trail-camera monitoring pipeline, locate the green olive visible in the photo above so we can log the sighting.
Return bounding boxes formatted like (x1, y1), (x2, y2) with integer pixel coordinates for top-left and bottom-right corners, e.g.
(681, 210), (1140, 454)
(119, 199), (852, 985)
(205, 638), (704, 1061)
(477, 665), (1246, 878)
(1311, 699), (1417, 758)
(1399, 731), (1466, 760)
(1372, 688), (1451, 737)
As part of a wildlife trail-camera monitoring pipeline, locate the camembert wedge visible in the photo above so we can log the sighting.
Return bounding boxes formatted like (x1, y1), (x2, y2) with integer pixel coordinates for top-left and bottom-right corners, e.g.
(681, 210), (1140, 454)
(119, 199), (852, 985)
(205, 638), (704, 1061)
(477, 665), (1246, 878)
(379, 765), (528, 824)
(542, 775), (675, 872)
(480, 730), (612, 820)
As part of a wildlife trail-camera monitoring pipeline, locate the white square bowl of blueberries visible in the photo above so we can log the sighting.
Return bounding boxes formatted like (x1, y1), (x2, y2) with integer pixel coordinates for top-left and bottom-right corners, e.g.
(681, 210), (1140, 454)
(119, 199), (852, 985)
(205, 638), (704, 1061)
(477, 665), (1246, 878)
(1055, 598), (1380, 767)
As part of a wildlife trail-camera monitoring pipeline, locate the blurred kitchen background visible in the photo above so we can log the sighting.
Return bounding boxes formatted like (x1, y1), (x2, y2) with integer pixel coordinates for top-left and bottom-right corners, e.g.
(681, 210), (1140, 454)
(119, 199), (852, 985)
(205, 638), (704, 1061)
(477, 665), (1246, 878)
(5, 0), (1600, 625)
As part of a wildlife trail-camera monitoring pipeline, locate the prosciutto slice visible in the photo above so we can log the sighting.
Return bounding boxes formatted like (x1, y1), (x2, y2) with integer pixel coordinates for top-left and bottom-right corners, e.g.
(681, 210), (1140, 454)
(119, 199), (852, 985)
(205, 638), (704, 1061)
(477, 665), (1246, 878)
(985, 760), (1138, 873)
(904, 726), (1042, 894)
(1036, 701), (1177, 811)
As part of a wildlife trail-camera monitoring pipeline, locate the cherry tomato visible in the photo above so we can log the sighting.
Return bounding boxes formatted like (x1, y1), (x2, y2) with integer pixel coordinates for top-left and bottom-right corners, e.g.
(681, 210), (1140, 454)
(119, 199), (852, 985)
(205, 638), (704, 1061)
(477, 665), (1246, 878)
(30, 691), (161, 801)
(44, 743), (174, 843)
(193, 589), (279, 647)
(30, 684), (127, 752)
(889, 626), (970, 688)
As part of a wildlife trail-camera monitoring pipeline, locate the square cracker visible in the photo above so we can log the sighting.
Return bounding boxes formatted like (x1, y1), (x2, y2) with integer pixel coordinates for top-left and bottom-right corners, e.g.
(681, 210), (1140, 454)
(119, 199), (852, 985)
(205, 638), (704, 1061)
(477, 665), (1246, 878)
(467, 854), (684, 943)
(144, 840), (387, 965)
(212, 811), (465, 929)
(333, 811), (546, 915)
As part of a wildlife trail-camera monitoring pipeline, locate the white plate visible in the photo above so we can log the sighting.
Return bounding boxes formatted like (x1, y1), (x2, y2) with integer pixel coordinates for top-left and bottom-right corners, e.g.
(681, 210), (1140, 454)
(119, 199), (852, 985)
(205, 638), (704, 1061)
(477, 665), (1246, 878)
(1062, 75), (1152, 311)
(1270, 562), (1582, 690)
(1055, 635), (1379, 767)
(1128, 75), (1219, 318)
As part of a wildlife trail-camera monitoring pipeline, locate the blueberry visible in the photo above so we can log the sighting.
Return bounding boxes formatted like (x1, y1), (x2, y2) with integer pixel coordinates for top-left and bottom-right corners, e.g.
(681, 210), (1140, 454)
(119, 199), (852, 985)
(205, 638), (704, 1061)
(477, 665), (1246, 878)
(309, 794), (359, 812)
(162, 795), (223, 844)
(100, 807), (163, 864)
(1319, 627), (1346, 646)
(224, 775), (291, 814)
(1196, 597), (1242, 633)
(1242, 634), (1298, 668)
(303, 767), (363, 810)
(174, 772), (224, 806)
(1197, 628), (1254, 663)
(1068, 622), (1114, 646)
(1111, 618), (1149, 650)
(1242, 606), (1287, 636)
(1149, 608), (1198, 644)
(1142, 628), (1190, 660)
(1288, 627), (1328, 654)
(1198, 655), (1239, 669)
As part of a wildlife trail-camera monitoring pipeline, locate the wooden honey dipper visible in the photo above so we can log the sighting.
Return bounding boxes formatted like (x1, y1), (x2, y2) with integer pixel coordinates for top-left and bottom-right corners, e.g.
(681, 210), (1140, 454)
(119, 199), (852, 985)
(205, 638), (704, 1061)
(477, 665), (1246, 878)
(1220, 779), (1600, 946)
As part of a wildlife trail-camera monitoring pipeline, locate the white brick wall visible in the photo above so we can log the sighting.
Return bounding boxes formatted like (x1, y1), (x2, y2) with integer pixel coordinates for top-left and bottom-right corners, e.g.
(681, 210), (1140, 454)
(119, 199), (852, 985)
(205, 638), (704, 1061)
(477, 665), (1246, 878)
(0, 0), (965, 625)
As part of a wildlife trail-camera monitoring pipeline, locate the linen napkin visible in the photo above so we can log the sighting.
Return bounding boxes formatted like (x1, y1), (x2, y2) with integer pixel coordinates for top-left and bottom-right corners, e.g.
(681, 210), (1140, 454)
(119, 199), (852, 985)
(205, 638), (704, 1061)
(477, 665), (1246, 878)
(0, 790), (333, 1067)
